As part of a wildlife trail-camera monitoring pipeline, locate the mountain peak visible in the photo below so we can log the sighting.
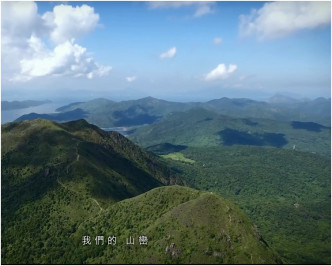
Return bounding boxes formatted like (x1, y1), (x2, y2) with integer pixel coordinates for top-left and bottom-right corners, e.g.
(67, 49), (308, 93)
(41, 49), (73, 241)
(61, 118), (96, 130)
(139, 96), (162, 102)
(267, 94), (298, 104)
(89, 97), (114, 103)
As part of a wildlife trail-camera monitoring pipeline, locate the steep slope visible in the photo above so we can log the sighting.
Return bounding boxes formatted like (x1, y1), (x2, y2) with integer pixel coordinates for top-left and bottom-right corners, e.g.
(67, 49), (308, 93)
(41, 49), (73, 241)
(1, 119), (182, 263)
(160, 146), (331, 264)
(1, 119), (181, 264)
(65, 186), (281, 264)
(129, 107), (331, 264)
(130, 108), (330, 157)
(2, 118), (180, 204)
(1, 120), (182, 215)
(1, 119), (281, 264)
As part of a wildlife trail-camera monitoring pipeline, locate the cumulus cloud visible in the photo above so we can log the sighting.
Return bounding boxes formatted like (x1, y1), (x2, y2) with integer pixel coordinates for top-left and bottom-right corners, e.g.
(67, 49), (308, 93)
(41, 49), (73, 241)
(13, 38), (111, 82)
(239, 1), (331, 40)
(42, 4), (99, 44)
(126, 76), (137, 82)
(205, 64), (237, 81)
(214, 37), (222, 45)
(2, 2), (44, 39)
(160, 47), (177, 59)
(149, 2), (215, 18)
(2, 1), (110, 82)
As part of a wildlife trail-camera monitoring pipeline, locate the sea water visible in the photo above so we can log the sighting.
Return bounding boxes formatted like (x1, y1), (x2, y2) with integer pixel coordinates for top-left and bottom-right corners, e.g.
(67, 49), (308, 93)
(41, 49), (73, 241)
(1, 102), (64, 124)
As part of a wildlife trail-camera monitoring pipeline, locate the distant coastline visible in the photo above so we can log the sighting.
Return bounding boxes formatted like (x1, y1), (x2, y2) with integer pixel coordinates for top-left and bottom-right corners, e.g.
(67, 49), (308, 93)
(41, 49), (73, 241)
(2, 100), (52, 111)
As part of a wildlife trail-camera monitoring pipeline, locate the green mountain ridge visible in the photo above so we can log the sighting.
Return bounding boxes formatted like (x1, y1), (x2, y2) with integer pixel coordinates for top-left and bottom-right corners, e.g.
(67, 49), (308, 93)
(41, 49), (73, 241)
(13, 96), (331, 127)
(2, 119), (182, 207)
(128, 108), (331, 264)
(53, 97), (195, 127)
(130, 108), (331, 157)
(158, 146), (331, 264)
(1, 119), (280, 264)
(71, 185), (281, 264)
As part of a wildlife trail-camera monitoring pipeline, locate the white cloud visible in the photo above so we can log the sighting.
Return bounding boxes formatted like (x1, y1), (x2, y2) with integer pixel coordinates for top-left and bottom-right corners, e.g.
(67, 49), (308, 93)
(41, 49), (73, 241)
(239, 1), (331, 40)
(214, 37), (222, 45)
(194, 4), (214, 18)
(42, 4), (99, 44)
(1, 2), (46, 40)
(126, 76), (137, 82)
(2, 1), (110, 82)
(160, 47), (177, 59)
(205, 64), (237, 81)
(13, 38), (111, 82)
(148, 1), (215, 18)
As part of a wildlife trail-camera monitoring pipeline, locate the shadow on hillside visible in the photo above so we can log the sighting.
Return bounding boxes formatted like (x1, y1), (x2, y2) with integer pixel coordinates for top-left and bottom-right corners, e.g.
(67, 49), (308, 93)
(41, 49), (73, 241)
(242, 118), (258, 126)
(291, 121), (330, 132)
(78, 142), (163, 201)
(219, 128), (288, 148)
(113, 105), (161, 126)
(146, 143), (188, 155)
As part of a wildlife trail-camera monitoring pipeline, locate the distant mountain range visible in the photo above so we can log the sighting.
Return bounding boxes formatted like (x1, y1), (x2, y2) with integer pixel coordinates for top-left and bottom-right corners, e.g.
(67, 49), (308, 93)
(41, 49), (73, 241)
(266, 94), (309, 104)
(129, 107), (330, 157)
(13, 95), (331, 127)
(2, 99), (52, 111)
(1, 119), (281, 264)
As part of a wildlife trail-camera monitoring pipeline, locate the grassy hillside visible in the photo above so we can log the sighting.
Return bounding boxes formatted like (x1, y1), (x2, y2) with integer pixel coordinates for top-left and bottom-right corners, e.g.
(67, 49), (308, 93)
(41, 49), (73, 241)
(2, 119), (181, 201)
(130, 108), (330, 157)
(1, 119), (280, 264)
(65, 186), (281, 264)
(1, 119), (180, 262)
(159, 146), (331, 264)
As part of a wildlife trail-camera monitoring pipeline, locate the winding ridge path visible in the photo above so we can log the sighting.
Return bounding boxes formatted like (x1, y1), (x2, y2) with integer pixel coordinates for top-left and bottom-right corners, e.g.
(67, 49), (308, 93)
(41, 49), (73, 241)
(57, 141), (103, 212)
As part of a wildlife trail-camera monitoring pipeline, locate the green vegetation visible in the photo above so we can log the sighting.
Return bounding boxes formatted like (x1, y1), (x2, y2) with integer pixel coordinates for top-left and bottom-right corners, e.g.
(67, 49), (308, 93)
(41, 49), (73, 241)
(161, 152), (195, 164)
(160, 146), (331, 264)
(15, 108), (89, 123)
(130, 105), (331, 264)
(1, 119), (281, 264)
(1, 118), (180, 263)
(145, 142), (188, 155)
(1, 119), (180, 202)
(53, 97), (193, 127)
(202, 97), (331, 126)
(3, 93), (331, 265)
(130, 108), (330, 157)
(15, 96), (331, 127)
(71, 186), (281, 264)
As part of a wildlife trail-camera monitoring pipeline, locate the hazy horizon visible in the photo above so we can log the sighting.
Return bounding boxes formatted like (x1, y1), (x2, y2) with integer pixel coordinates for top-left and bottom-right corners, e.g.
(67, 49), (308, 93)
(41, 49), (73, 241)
(1, 91), (330, 105)
(2, 1), (331, 103)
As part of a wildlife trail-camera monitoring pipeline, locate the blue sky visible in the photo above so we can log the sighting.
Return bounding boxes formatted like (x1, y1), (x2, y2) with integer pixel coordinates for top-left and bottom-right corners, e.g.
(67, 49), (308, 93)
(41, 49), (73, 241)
(2, 1), (331, 102)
